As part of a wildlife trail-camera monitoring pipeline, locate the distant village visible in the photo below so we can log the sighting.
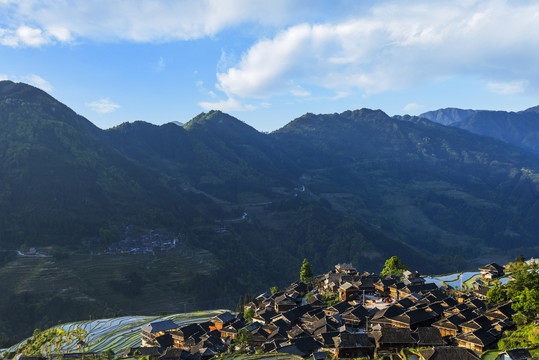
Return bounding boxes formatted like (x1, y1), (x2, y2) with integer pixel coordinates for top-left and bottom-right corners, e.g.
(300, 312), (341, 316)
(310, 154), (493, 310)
(105, 226), (180, 255)
(131, 262), (532, 360)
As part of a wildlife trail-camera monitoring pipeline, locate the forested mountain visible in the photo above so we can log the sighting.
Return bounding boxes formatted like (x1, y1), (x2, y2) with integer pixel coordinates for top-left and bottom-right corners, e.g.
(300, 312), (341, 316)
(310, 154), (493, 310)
(1, 80), (539, 343)
(0, 81), (220, 247)
(418, 106), (539, 154)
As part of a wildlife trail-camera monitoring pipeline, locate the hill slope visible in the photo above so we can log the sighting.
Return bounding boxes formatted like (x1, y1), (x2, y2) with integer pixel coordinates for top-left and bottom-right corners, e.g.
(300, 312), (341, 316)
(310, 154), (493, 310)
(1, 81), (539, 344)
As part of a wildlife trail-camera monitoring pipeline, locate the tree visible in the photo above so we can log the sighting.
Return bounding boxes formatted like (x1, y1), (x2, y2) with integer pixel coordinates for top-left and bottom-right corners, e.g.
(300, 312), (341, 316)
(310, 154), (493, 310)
(270, 286), (279, 295)
(243, 308), (254, 323)
(234, 328), (253, 350)
(300, 258), (313, 283)
(512, 288), (539, 321)
(515, 254), (525, 263)
(486, 285), (506, 305)
(103, 349), (115, 359)
(380, 256), (408, 278)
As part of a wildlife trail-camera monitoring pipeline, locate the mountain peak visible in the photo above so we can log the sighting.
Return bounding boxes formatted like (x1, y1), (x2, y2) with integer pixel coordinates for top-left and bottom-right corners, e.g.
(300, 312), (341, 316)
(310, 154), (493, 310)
(419, 108), (476, 126)
(184, 110), (261, 137)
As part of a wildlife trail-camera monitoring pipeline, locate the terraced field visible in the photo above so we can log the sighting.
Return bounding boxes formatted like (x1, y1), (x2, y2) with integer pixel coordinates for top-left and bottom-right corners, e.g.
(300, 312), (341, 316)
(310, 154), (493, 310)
(424, 271), (511, 290)
(1, 311), (225, 357)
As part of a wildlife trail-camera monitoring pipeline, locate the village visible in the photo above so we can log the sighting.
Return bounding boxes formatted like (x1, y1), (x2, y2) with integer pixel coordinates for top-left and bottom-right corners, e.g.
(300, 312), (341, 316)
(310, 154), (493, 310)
(132, 261), (532, 360)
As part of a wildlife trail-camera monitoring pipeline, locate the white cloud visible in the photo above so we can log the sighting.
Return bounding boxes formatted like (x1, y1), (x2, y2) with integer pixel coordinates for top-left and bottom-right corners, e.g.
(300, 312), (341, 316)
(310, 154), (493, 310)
(198, 97), (255, 112)
(0, 74), (53, 91)
(86, 98), (120, 114)
(486, 80), (527, 95)
(0, 0), (296, 46)
(23, 74), (53, 91)
(214, 0), (539, 100)
(403, 103), (423, 112)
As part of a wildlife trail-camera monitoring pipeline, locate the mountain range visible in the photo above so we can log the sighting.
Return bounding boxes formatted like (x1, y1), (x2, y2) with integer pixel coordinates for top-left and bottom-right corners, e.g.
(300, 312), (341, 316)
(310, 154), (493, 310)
(0, 80), (538, 343)
(419, 106), (539, 154)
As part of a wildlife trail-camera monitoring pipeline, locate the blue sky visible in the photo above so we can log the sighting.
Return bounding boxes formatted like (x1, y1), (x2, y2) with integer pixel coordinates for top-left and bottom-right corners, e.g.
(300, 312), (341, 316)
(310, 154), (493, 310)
(1, 0), (539, 132)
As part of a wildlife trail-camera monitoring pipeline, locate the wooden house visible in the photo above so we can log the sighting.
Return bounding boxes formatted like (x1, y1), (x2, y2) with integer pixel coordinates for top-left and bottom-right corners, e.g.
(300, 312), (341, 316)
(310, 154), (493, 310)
(388, 308), (438, 330)
(341, 305), (369, 328)
(372, 327), (417, 352)
(479, 263), (505, 279)
(416, 327), (445, 347)
(339, 282), (359, 302)
(209, 311), (236, 331)
(332, 333), (374, 359)
(335, 263), (357, 274)
(141, 319), (179, 346)
(454, 328), (497, 353)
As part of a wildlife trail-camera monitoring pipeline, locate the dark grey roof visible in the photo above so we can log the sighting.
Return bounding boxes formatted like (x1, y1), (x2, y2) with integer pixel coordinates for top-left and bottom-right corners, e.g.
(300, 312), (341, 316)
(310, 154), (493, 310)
(155, 334), (174, 348)
(418, 346), (480, 360)
(333, 333), (374, 349)
(416, 327), (445, 346)
(501, 348), (533, 360)
(142, 320), (179, 334)
(373, 328), (416, 345)
(479, 263), (504, 273)
(460, 315), (493, 331)
(454, 328), (497, 347)
(211, 311), (236, 324)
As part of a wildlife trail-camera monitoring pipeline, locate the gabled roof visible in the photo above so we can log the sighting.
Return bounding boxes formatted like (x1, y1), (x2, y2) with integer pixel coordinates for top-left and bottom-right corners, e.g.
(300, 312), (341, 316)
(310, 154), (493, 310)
(373, 328), (416, 345)
(432, 314), (466, 331)
(500, 348), (533, 360)
(390, 308), (436, 326)
(318, 331), (341, 347)
(340, 282), (358, 291)
(485, 302), (514, 321)
(333, 333), (374, 349)
(454, 328), (497, 347)
(175, 323), (204, 339)
(325, 301), (352, 314)
(479, 263), (504, 273)
(372, 304), (404, 321)
(416, 327), (445, 346)
(142, 320), (179, 334)
(342, 305), (369, 320)
(155, 334), (174, 348)
(418, 346), (480, 360)
(211, 311), (236, 324)
(460, 315), (493, 331)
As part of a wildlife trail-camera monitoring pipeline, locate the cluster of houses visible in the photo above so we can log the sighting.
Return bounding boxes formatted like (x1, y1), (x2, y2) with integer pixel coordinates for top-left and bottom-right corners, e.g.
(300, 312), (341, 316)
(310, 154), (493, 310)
(131, 263), (527, 359)
(106, 228), (179, 255)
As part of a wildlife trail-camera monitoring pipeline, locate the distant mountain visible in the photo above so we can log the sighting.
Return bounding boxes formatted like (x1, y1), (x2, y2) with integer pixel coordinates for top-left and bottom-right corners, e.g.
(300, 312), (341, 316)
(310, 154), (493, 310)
(419, 108), (477, 126)
(452, 110), (539, 154)
(418, 106), (539, 154)
(169, 121), (184, 126)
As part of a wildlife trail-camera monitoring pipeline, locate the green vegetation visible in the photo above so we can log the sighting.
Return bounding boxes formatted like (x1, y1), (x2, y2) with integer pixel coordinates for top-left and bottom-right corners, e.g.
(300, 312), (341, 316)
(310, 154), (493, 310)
(486, 285), (507, 305)
(380, 256), (408, 278)
(300, 258), (313, 283)
(498, 323), (539, 350)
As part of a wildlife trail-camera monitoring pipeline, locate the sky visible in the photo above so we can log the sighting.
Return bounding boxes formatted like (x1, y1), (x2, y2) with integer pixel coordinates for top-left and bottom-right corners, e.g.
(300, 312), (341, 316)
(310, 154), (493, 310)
(1, 0), (539, 132)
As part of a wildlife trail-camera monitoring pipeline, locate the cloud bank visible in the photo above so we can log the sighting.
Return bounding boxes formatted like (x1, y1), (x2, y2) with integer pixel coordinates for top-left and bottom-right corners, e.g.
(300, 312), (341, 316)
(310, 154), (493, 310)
(215, 1), (539, 101)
